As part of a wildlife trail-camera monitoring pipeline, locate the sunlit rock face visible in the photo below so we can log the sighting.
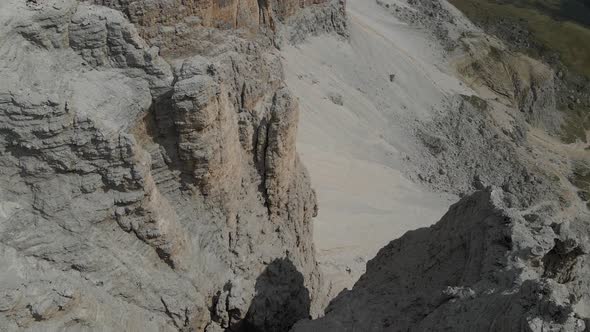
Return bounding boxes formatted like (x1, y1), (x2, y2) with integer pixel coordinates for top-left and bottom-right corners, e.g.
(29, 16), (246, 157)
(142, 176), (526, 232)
(91, 0), (347, 55)
(0, 0), (345, 330)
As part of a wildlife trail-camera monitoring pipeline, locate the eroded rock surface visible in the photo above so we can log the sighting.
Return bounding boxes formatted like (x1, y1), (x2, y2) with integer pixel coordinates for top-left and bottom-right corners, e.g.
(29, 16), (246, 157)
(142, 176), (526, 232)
(91, 0), (348, 55)
(2, 0), (588, 331)
(0, 0), (345, 330)
(293, 188), (590, 331)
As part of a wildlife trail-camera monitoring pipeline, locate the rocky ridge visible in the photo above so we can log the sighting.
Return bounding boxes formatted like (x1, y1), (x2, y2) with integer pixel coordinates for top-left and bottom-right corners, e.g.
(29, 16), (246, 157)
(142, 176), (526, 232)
(0, 0), (345, 330)
(294, 187), (590, 331)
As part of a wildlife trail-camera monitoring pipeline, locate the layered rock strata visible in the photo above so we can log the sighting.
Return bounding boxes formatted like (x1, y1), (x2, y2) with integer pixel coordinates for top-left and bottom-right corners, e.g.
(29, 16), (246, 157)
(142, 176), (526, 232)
(0, 0), (345, 330)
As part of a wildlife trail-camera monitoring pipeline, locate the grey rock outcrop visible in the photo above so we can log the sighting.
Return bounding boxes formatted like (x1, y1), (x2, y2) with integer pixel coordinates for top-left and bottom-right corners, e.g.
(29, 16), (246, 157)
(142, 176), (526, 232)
(0, 0), (345, 330)
(411, 93), (559, 210)
(91, 0), (348, 56)
(293, 188), (590, 331)
(456, 36), (560, 133)
(4, 0), (587, 331)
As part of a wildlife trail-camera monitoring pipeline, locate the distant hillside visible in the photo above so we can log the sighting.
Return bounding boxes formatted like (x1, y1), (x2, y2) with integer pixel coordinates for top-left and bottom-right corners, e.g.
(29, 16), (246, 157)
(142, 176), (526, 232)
(448, 0), (590, 143)
(449, 0), (590, 77)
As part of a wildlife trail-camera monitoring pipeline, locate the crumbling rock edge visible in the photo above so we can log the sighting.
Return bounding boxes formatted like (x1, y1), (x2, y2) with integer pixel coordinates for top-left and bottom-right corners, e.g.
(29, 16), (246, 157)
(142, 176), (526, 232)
(293, 188), (590, 331)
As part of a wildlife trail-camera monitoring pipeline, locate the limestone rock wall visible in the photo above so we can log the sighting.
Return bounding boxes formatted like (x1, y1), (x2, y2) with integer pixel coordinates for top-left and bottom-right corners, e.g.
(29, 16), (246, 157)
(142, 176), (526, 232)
(91, 0), (347, 56)
(93, 0), (326, 30)
(0, 0), (344, 330)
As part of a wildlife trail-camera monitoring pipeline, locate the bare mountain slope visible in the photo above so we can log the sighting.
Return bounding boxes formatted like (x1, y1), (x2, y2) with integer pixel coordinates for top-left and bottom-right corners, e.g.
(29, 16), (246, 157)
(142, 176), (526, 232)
(282, 0), (463, 300)
(285, 0), (590, 328)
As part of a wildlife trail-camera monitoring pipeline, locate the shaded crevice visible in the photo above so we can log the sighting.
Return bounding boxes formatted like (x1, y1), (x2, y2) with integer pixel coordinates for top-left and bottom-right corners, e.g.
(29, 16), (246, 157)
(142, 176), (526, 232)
(161, 297), (181, 329)
(543, 239), (584, 283)
(253, 116), (272, 213)
(155, 247), (176, 269)
(144, 90), (197, 191)
(243, 258), (311, 332)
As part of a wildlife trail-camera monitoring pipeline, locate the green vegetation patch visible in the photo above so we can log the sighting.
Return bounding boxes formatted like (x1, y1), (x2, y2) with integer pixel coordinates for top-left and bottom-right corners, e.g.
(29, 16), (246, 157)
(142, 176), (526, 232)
(560, 104), (590, 143)
(449, 0), (590, 143)
(461, 94), (488, 111)
(570, 160), (590, 188)
(448, 0), (590, 77)
(570, 160), (590, 208)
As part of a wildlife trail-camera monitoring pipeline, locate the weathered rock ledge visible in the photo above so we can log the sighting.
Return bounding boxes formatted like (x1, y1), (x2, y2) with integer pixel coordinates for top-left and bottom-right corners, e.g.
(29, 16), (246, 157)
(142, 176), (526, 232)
(0, 0), (346, 330)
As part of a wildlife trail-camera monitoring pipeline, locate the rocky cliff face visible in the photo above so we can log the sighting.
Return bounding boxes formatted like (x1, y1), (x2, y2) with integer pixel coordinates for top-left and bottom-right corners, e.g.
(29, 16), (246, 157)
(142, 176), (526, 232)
(0, 0), (345, 330)
(91, 0), (347, 55)
(2, 0), (587, 331)
(294, 188), (590, 331)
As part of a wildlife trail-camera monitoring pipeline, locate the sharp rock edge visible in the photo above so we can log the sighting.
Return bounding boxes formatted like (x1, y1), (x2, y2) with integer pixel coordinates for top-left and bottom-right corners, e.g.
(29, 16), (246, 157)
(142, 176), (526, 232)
(293, 187), (590, 331)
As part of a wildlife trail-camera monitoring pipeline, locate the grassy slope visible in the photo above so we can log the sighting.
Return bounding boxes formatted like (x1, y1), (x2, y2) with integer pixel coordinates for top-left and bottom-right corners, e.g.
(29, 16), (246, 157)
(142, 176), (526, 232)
(448, 0), (590, 77)
(448, 0), (590, 203)
(561, 103), (590, 143)
(448, 0), (590, 143)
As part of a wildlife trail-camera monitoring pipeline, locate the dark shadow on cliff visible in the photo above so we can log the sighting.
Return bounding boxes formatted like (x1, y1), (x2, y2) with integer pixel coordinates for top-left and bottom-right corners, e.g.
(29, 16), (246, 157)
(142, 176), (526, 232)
(138, 92), (196, 191)
(239, 257), (311, 332)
